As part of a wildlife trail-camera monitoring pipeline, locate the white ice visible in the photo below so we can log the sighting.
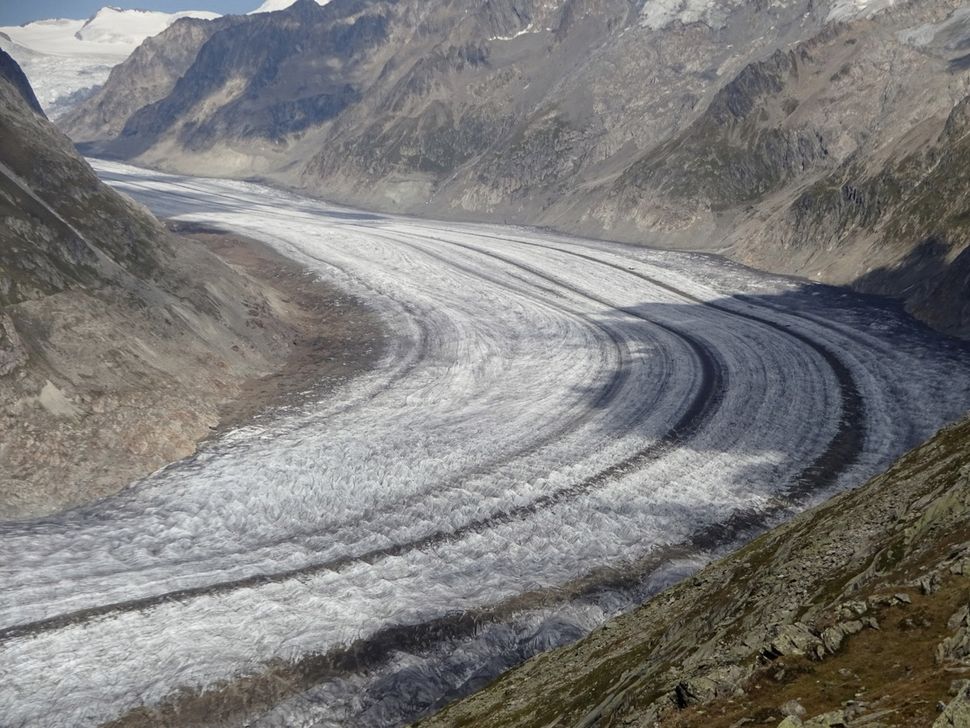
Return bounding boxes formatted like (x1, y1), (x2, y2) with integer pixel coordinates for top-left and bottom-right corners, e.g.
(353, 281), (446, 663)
(1, 160), (969, 727)
(826, 0), (897, 23)
(0, 7), (218, 117)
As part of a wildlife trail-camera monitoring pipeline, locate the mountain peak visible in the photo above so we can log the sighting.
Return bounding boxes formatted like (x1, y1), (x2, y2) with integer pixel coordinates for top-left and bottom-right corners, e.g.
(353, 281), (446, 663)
(73, 6), (219, 45)
(0, 48), (44, 116)
(249, 0), (331, 15)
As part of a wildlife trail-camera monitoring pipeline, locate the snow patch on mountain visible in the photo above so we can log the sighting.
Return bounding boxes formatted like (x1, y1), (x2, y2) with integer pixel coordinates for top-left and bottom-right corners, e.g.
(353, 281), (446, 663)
(639, 0), (742, 30)
(899, 6), (970, 48)
(0, 6), (218, 118)
(638, 0), (895, 30)
(249, 0), (332, 14)
(826, 0), (897, 22)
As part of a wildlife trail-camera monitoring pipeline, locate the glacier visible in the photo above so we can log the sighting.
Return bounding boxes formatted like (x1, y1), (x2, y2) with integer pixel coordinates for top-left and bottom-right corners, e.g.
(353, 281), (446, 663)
(1, 161), (969, 726)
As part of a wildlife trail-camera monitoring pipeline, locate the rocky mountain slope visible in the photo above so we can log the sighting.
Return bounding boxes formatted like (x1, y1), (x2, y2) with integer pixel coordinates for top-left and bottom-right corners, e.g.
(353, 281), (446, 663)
(58, 14), (238, 142)
(0, 49), (377, 519)
(415, 414), (970, 728)
(62, 0), (970, 337)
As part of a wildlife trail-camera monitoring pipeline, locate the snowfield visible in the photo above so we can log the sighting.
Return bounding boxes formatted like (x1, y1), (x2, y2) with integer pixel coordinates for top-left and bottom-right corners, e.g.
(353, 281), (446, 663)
(639, 0), (898, 29)
(2, 161), (970, 727)
(0, 7), (218, 117)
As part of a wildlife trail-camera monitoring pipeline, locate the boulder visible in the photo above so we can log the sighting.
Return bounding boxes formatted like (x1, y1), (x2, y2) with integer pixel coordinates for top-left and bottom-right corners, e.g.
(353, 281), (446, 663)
(780, 699), (807, 718)
(674, 665), (749, 707)
(937, 605), (970, 665)
(934, 682), (970, 728)
(804, 710), (847, 727)
(765, 623), (823, 659)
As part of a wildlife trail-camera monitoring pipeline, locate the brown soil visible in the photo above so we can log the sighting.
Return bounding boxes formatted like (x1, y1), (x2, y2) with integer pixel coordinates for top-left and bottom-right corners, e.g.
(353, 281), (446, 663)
(172, 222), (382, 432)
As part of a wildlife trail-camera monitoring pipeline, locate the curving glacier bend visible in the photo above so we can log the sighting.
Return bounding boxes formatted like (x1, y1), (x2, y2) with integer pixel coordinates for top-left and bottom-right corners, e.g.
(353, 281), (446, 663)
(2, 160), (970, 727)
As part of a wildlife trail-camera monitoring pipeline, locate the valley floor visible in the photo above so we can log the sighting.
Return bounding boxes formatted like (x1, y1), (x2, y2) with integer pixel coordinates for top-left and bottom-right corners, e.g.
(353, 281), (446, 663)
(2, 161), (970, 727)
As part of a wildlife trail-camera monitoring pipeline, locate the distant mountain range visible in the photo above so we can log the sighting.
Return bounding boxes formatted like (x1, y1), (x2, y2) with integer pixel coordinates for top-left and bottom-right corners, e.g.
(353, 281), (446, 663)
(56, 0), (970, 340)
(4, 0), (968, 337)
(0, 6), (219, 116)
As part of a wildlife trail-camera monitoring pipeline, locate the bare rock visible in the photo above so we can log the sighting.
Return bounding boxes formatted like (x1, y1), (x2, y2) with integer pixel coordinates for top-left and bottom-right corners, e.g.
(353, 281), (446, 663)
(781, 699), (807, 718)
(934, 682), (970, 728)
(0, 314), (26, 376)
(765, 623), (823, 659)
(937, 605), (970, 665)
(838, 601), (868, 620)
(804, 710), (847, 727)
(674, 665), (749, 707)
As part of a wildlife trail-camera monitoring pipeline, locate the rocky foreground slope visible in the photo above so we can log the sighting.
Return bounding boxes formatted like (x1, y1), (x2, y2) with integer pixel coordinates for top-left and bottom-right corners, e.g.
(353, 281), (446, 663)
(63, 0), (970, 337)
(0, 50), (377, 519)
(415, 415), (970, 728)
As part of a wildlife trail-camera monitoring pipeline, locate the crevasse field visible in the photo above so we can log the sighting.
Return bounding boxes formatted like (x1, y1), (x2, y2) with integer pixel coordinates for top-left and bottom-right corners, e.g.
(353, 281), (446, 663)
(3, 161), (970, 727)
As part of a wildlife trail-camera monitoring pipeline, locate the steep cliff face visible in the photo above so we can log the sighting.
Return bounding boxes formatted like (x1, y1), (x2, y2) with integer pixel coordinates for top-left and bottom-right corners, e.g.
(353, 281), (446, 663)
(709, 2), (970, 337)
(0, 48), (163, 307)
(60, 0), (970, 336)
(416, 415), (970, 728)
(0, 50), (43, 115)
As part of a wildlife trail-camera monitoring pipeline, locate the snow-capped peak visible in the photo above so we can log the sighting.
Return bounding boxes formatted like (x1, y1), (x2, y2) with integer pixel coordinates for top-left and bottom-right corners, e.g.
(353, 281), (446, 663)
(249, 0), (331, 14)
(1, 6), (218, 56)
(74, 6), (219, 47)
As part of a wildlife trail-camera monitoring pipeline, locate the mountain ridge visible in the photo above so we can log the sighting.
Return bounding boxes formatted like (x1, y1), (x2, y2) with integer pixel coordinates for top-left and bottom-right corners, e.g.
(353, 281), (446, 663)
(61, 0), (970, 338)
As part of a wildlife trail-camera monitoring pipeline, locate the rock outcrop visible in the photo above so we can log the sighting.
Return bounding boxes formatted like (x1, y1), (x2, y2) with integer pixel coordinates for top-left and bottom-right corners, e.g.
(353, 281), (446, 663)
(59, 15), (237, 143)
